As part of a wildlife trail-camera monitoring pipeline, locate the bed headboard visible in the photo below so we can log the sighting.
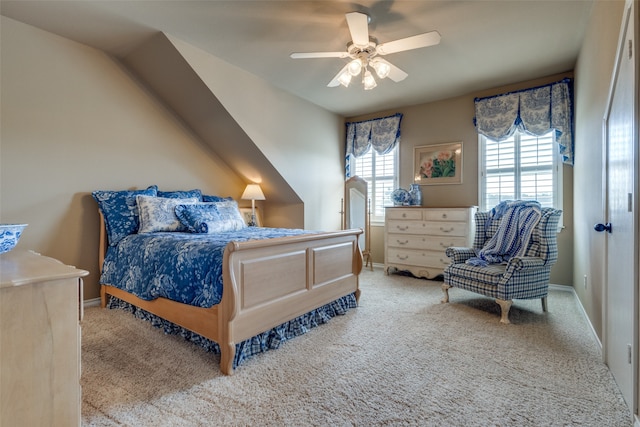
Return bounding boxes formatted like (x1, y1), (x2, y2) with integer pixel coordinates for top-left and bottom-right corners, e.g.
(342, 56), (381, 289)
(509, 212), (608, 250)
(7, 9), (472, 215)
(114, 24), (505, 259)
(98, 211), (108, 273)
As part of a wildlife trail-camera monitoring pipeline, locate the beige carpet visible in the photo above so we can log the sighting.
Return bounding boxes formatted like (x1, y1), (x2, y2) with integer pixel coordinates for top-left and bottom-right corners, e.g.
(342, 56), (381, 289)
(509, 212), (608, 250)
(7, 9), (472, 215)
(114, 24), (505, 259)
(81, 268), (632, 426)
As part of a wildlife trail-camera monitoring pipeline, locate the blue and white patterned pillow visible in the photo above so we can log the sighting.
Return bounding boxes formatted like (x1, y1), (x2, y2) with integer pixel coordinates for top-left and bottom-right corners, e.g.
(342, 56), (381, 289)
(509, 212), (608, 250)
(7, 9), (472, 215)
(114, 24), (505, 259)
(158, 189), (203, 200)
(175, 201), (246, 233)
(202, 194), (234, 203)
(211, 200), (247, 230)
(92, 186), (158, 246)
(174, 203), (221, 233)
(137, 195), (199, 233)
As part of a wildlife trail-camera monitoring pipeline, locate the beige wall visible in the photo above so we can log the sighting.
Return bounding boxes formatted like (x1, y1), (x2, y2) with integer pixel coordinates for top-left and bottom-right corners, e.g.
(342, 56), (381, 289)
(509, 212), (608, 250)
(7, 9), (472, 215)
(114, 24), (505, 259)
(0, 17), (344, 300)
(0, 17), (242, 299)
(350, 72), (574, 286)
(573, 0), (626, 340)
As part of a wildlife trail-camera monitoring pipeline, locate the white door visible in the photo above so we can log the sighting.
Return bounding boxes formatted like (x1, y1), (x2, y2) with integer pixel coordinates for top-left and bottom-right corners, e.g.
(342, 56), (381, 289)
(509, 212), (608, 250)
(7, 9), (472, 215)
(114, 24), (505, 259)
(603, 0), (637, 413)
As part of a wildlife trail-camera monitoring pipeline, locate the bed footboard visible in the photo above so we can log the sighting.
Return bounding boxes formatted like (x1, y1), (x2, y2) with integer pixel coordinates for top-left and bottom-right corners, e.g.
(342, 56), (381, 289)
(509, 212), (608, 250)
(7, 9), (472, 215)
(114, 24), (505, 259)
(219, 229), (363, 374)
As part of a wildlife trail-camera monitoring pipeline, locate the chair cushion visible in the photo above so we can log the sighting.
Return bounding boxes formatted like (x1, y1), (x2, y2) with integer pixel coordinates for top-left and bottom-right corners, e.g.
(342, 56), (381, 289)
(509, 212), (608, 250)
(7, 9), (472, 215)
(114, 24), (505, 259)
(444, 261), (551, 301)
(446, 262), (506, 284)
(445, 263), (506, 298)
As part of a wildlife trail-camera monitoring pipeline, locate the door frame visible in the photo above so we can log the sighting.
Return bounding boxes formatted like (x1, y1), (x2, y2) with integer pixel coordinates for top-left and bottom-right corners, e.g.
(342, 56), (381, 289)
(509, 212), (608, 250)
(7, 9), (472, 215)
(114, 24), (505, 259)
(602, 0), (639, 420)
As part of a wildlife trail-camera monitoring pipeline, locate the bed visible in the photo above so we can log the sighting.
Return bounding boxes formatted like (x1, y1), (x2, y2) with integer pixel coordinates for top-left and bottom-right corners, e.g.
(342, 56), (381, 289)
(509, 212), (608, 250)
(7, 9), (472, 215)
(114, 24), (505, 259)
(94, 186), (362, 375)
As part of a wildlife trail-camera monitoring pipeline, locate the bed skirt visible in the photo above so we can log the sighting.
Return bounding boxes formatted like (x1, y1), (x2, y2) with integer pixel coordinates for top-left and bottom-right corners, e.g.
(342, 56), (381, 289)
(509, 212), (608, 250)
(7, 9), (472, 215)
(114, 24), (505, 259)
(107, 293), (357, 369)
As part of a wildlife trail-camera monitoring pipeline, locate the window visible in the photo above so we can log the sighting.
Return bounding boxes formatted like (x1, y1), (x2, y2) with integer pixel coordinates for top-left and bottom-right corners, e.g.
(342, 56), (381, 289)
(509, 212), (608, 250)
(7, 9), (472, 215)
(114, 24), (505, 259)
(351, 145), (398, 223)
(479, 130), (563, 213)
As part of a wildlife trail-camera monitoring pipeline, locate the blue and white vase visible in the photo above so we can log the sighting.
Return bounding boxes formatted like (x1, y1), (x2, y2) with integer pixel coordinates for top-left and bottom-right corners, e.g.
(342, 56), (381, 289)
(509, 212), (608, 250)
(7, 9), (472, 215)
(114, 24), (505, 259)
(391, 188), (411, 206)
(409, 184), (422, 206)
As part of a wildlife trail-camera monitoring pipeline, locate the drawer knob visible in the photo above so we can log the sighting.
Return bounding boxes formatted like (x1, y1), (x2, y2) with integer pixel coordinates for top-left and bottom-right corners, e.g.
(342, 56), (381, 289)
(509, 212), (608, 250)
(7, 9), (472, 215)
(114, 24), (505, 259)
(402, 213), (407, 218)
(442, 214), (447, 218)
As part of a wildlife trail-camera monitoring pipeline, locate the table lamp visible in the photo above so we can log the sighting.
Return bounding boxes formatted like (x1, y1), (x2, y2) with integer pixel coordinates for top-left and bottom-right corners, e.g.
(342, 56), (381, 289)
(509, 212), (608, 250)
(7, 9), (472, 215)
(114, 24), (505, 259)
(241, 184), (265, 226)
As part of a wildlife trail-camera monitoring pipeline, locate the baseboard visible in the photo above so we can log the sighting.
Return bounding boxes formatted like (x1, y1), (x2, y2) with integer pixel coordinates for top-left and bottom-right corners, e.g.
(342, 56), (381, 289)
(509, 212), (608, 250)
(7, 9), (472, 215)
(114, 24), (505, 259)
(552, 284), (603, 352)
(84, 297), (101, 308)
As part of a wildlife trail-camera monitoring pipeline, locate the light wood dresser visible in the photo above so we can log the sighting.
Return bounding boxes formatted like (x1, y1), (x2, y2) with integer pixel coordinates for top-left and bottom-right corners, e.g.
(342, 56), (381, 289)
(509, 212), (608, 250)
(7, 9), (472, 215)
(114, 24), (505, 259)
(385, 206), (477, 279)
(1, 250), (88, 427)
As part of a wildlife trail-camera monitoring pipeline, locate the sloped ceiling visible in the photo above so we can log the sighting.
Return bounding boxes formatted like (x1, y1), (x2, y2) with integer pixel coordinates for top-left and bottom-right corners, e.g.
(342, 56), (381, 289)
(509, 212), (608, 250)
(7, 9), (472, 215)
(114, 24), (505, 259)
(0, 0), (594, 117)
(121, 32), (298, 205)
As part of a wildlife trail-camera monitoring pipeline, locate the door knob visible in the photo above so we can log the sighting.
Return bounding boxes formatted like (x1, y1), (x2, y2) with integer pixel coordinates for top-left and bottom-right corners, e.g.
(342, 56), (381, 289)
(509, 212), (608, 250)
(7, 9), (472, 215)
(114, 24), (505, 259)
(594, 223), (612, 233)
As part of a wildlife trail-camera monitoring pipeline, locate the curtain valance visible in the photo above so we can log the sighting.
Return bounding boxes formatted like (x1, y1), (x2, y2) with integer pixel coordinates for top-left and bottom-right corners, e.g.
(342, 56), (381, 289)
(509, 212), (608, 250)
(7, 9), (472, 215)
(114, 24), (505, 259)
(346, 113), (403, 158)
(474, 78), (574, 165)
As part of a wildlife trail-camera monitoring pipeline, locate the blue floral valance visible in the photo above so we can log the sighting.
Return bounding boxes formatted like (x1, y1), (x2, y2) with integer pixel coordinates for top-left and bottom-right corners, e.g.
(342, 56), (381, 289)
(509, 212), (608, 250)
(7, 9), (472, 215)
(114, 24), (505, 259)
(345, 113), (403, 158)
(474, 78), (574, 165)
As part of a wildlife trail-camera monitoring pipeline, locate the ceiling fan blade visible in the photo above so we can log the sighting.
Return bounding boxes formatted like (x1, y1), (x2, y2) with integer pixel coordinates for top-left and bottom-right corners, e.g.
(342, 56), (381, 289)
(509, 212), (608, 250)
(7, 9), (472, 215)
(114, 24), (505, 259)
(376, 31), (441, 55)
(375, 58), (408, 82)
(327, 64), (350, 87)
(345, 12), (370, 48)
(290, 52), (349, 59)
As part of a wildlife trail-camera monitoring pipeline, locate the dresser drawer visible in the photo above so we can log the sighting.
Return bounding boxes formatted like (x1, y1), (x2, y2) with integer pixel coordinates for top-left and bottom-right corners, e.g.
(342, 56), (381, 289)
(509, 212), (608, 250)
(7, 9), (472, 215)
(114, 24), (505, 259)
(387, 234), (467, 251)
(386, 208), (423, 220)
(422, 209), (470, 222)
(422, 221), (469, 237)
(387, 220), (470, 237)
(387, 248), (451, 269)
(387, 220), (426, 234)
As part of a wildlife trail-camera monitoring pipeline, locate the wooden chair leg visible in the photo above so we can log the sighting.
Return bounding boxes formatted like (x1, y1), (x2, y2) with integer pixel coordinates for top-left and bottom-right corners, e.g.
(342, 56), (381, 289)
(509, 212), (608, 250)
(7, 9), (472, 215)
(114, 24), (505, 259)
(496, 299), (512, 324)
(441, 283), (451, 303)
(541, 296), (548, 312)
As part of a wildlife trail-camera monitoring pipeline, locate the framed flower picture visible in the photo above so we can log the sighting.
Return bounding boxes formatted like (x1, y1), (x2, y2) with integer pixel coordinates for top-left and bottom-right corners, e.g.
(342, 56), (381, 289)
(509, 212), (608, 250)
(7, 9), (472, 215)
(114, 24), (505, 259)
(414, 142), (463, 185)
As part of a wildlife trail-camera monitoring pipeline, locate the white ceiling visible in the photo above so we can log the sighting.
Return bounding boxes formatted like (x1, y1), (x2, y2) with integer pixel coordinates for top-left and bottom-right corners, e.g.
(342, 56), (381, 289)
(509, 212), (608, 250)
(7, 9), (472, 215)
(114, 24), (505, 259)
(1, 0), (594, 117)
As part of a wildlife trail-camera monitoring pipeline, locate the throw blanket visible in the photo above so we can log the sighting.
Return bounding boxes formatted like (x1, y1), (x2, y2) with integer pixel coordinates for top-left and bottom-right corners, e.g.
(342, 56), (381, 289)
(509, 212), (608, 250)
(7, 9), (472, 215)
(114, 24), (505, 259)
(466, 200), (542, 267)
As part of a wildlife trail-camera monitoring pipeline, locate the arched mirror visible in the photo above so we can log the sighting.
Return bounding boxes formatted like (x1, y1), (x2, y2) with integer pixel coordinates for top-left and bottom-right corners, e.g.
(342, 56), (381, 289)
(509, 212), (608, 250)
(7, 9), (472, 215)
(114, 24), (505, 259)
(343, 176), (372, 269)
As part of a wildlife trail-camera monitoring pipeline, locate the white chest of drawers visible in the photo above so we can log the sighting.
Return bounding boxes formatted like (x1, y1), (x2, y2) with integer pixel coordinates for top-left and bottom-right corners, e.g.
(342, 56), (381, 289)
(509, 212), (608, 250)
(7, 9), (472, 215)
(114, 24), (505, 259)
(384, 206), (477, 279)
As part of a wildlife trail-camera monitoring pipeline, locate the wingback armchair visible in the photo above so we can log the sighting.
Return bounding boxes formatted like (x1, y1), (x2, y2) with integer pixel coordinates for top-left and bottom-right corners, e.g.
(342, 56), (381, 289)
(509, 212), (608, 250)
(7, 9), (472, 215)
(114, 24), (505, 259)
(442, 206), (562, 324)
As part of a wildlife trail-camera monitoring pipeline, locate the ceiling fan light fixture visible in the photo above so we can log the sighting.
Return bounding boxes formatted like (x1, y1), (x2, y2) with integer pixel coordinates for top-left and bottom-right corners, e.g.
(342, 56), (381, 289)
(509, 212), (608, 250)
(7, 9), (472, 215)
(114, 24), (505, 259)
(371, 59), (391, 79)
(338, 70), (352, 87)
(362, 69), (377, 90)
(291, 12), (440, 91)
(347, 58), (363, 76)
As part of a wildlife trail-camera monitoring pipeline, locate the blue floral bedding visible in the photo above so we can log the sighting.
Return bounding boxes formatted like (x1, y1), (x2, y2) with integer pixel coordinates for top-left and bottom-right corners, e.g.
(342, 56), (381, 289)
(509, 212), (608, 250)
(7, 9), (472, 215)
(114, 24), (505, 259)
(100, 227), (313, 308)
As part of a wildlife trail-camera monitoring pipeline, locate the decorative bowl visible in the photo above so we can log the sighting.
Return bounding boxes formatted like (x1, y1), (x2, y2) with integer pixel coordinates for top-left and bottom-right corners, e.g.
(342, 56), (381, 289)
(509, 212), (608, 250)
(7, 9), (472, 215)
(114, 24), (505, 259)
(0, 224), (28, 254)
(391, 188), (411, 206)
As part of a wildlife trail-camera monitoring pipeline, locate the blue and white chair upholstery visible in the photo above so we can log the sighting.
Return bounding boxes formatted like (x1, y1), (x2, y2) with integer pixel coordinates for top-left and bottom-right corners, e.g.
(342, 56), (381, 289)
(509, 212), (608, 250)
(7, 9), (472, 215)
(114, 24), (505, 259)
(442, 207), (562, 324)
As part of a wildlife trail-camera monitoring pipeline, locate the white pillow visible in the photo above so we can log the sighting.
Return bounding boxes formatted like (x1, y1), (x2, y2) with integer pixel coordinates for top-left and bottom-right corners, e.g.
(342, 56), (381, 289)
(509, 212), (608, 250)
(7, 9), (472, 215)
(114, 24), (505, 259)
(136, 195), (199, 233)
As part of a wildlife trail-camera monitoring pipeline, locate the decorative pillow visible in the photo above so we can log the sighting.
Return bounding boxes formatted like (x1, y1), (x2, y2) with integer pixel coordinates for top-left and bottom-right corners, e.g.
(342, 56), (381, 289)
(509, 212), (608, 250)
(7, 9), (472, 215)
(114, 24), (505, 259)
(175, 203), (221, 233)
(92, 186), (158, 246)
(211, 200), (247, 230)
(136, 195), (199, 233)
(202, 195), (234, 203)
(175, 201), (246, 233)
(158, 189), (202, 200)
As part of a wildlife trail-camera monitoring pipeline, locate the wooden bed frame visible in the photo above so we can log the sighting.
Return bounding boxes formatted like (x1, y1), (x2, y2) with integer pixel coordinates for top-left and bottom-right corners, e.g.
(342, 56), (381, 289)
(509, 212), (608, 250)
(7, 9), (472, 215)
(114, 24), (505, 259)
(98, 214), (363, 375)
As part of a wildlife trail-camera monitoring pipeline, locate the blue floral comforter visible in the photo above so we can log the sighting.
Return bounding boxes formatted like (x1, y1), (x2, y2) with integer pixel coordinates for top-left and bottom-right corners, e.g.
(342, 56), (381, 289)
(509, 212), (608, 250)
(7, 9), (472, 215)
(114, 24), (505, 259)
(100, 227), (312, 308)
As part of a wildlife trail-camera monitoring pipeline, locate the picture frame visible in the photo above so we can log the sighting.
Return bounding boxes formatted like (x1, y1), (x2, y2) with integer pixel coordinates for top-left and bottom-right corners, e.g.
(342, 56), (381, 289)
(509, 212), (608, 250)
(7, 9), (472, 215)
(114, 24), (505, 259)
(239, 207), (262, 227)
(414, 142), (463, 185)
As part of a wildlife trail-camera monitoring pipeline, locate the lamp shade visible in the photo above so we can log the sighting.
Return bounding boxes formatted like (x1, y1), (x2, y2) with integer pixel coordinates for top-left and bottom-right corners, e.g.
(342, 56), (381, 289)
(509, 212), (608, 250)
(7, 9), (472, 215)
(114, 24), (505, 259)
(241, 184), (265, 201)
(362, 70), (377, 90)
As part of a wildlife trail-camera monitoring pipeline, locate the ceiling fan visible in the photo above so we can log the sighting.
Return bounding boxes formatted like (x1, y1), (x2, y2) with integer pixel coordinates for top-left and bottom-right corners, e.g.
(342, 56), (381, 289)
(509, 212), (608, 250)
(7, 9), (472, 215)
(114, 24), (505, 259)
(290, 12), (441, 90)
